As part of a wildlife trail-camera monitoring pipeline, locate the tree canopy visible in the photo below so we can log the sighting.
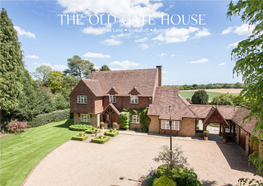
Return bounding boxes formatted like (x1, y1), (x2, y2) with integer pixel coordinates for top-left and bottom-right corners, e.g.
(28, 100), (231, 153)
(228, 0), (263, 174)
(33, 65), (52, 83)
(0, 8), (24, 115)
(99, 65), (111, 71)
(191, 90), (208, 104)
(63, 55), (94, 79)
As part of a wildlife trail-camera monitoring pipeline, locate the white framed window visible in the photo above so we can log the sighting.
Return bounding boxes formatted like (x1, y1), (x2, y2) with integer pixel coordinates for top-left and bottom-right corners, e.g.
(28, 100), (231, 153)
(131, 95), (138, 104)
(77, 96), (87, 104)
(81, 114), (90, 122)
(109, 95), (116, 103)
(161, 120), (180, 130)
(131, 115), (140, 124)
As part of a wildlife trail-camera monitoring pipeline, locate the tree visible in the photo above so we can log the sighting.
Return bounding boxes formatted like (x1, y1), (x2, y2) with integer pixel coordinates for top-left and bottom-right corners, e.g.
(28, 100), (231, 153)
(46, 71), (63, 93)
(192, 84), (198, 90)
(227, 0), (263, 174)
(99, 65), (111, 71)
(199, 84), (206, 89)
(33, 65), (52, 84)
(211, 94), (234, 105)
(63, 55), (94, 79)
(0, 8), (24, 117)
(234, 82), (243, 88)
(222, 83), (230, 88)
(191, 90), (208, 104)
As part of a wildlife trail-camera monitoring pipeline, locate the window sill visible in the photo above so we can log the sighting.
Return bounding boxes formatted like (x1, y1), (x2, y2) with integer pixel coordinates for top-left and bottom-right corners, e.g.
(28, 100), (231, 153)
(130, 103), (139, 105)
(130, 123), (140, 124)
(77, 103), (87, 105)
(81, 122), (91, 124)
(161, 129), (180, 131)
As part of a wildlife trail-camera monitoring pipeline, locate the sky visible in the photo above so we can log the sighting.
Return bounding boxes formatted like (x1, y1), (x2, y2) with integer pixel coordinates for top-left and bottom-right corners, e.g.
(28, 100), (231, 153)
(1, 0), (253, 85)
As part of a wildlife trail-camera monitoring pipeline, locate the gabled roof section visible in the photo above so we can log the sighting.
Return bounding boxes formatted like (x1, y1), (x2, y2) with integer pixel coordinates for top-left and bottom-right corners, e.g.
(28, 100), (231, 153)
(203, 106), (228, 127)
(148, 87), (197, 120)
(107, 87), (118, 95)
(128, 87), (140, 95)
(89, 68), (158, 97)
(101, 103), (121, 116)
(232, 106), (258, 135)
(82, 79), (104, 97)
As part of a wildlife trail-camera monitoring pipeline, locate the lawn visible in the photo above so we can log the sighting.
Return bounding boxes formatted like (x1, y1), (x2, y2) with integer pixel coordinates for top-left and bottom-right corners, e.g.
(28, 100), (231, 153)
(179, 91), (239, 101)
(0, 119), (76, 186)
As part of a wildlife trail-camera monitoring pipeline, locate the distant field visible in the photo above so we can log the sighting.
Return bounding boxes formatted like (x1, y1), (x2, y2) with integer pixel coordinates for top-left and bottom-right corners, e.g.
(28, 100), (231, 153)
(179, 89), (240, 101)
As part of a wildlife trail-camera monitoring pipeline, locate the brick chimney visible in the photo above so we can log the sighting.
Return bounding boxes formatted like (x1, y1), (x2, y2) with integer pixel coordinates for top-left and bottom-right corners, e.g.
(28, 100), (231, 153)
(156, 66), (162, 87)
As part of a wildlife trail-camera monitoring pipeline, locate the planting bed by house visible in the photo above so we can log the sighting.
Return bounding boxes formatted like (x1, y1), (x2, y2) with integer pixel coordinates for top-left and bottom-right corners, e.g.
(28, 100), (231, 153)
(104, 130), (119, 137)
(71, 134), (88, 141)
(69, 124), (92, 131)
(85, 128), (101, 134)
(91, 136), (110, 144)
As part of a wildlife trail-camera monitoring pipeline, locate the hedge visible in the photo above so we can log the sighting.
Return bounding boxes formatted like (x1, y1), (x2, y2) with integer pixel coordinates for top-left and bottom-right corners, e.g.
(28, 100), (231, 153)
(120, 112), (129, 129)
(91, 136), (110, 144)
(85, 128), (101, 134)
(69, 124), (92, 131)
(28, 109), (70, 127)
(153, 175), (176, 186)
(71, 134), (88, 141)
(104, 130), (119, 137)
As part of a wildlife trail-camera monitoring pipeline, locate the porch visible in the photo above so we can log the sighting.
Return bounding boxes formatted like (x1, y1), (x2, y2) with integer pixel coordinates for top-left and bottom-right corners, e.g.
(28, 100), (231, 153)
(100, 103), (121, 129)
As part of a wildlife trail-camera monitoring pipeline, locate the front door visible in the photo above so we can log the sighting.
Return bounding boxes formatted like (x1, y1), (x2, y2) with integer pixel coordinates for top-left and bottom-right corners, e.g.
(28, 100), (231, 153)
(110, 115), (117, 128)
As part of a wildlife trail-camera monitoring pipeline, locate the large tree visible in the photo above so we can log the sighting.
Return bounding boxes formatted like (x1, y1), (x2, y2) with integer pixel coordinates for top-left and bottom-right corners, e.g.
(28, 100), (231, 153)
(191, 90), (208, 104)
(46, 70), (63, 93)
(99, 65), (111, 71)
(0, 8), (24, 117)
(63, 55), (94, 79)
(33, 65), (52, 84)
(228, 0), (263, 174)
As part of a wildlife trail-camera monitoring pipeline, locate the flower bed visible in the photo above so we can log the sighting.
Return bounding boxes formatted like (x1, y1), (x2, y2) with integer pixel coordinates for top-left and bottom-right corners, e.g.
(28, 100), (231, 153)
(85, 128), (101, 134)
(71, 134), (88, 141)
(104, 129), (119, 137)
(69, 124), (92, 131)
(91, 136), (110, 144)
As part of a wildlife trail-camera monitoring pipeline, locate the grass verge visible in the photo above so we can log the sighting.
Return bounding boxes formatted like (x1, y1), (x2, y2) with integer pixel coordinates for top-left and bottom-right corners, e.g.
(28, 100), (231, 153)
(0, 119), (76, 186)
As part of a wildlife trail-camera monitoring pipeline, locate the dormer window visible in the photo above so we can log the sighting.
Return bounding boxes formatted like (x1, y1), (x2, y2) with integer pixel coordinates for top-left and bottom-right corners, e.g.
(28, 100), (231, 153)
(109, 95), (116, 103)
(131, 95), (138, 104)
(77, 96), (87, 104)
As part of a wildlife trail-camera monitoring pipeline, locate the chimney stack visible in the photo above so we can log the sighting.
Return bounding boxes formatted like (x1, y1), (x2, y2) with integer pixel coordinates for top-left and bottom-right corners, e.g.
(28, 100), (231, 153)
(156, 66), (162, 87)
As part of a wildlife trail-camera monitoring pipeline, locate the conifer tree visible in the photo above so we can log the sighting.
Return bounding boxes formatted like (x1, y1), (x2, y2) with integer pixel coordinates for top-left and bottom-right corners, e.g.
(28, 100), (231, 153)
(0, 8), (24, 116)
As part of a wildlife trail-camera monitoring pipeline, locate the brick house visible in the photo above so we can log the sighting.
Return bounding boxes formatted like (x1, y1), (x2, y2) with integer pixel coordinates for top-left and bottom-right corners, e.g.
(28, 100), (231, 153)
(70, 66), (262, 157)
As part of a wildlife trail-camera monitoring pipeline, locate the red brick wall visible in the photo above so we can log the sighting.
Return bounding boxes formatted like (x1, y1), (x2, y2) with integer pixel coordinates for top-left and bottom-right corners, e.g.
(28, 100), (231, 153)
(103, 96), (152, 110)
(70, 80), (96, 114)
(95, 98), (103, 114)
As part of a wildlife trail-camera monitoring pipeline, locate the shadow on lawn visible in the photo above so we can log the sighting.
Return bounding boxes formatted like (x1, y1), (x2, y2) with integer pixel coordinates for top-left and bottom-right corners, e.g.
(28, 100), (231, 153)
(216, 142), (257, 174)
(53, 119), (73, 129)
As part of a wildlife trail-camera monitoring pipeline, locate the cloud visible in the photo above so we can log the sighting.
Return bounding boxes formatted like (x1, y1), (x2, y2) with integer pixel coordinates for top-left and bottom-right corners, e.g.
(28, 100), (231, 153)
(152, 27), (199, 43)
(83, 52), (111, 58)
(222, 27), (233, 35)
(111, 33), (131, 38)
(218, 63), (226, 66)
(139, 44), (149, 50)
(101, 38), (122, 45)
(227, 41), (240, 49)
(162, 71), (167, 74)
(135, 37), (148, 42)
(36, 63), (69, 71)
(171, 54), (182, 57)
(194, 28), (211, 38)
(233, 24), (255, 36)
(33, 62), (38, 65)
(57, 0), (166, 28)
(82, 26), (108, 35)
(109, 60), (139, 69)
(25, 55), (39, 59)
(158, 53), (167, 57)
(189, 58), (208, 64)
(222, 24), (255, 36)
(14, 26), (36, 38)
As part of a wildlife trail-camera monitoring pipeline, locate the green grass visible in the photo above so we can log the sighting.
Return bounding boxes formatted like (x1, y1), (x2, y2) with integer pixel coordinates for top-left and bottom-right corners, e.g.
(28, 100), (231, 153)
(0, 119), (77, 186)
(179, 91), (239, 101)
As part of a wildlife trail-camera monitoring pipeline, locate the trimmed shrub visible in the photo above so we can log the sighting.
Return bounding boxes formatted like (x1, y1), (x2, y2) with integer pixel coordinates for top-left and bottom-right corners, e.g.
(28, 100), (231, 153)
(71, 134), (88, 141)
(28, 109), (70, 127)
(85, 128), (101, 134)
(91, 136), (110, 144)
(120, 112), (129, 129)
(153, 175), (176, 186)
(157, 164), (201, 186)
(104, 130), (119, 137)
(6, 121), (28, 133)
(145, 170), (157, 186)
(69, 124), (92, 131)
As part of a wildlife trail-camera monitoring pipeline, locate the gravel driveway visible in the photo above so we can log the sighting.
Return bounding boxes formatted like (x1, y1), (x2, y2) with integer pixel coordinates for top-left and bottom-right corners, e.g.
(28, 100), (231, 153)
(23, 134), (262, 186)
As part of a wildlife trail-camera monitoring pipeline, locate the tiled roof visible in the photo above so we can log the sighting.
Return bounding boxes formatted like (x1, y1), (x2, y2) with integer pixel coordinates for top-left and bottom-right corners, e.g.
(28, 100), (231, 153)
(89, 69), (158, 97)
(189, 105), (236, 120)
(128, 87), (140, 95)
(148, 87), (197, 120)
(82, 79), (104, 97)
(107, 87), (118, 95)
(232, 106), (258, 135)
(203, 107), (228, 126)
(101, 103), (121, 116)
